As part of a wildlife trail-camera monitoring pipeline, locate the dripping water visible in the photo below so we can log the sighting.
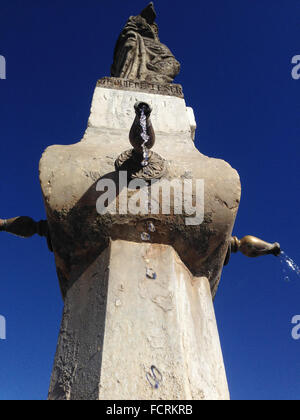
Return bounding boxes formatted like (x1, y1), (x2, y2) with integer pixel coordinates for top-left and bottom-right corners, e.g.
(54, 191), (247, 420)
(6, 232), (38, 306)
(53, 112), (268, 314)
(146, 268), (157, 280)
(141, 221), (156, 242)
(141, 232), (151, 242)
(280, 251), (300, 282)
(147, 222), (156, 233)
(140, 106), (150, 167)
(141, 222), (157, 279)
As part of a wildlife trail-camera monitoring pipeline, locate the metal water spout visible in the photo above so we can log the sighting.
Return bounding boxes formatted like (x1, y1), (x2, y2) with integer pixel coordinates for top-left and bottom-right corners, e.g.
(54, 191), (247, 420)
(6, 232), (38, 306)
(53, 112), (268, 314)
(224, 235), (281, 265)
(115, 101), (166, 180)
(0, 217), (53, 251)
(129, 101), (155, 154)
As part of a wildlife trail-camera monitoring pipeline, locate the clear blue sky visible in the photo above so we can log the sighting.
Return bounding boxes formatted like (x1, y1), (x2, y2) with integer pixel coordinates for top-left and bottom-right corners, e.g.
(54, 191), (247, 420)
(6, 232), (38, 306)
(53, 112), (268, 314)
(0, 0), (299, 400)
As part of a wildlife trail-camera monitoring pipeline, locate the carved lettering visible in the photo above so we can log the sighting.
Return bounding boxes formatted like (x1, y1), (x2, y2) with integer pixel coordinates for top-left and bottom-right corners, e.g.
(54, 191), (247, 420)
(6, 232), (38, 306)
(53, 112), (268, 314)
(97, 77), (184, 99)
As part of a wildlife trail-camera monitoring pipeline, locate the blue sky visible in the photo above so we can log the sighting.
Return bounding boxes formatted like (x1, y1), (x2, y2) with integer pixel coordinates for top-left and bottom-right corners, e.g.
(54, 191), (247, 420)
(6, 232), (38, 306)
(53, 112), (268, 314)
(0, 0), (299, 400)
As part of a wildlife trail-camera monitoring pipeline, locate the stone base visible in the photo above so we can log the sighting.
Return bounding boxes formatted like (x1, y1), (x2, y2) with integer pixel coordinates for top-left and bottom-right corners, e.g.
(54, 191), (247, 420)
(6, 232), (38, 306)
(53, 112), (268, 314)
(48, 240), (230, 400)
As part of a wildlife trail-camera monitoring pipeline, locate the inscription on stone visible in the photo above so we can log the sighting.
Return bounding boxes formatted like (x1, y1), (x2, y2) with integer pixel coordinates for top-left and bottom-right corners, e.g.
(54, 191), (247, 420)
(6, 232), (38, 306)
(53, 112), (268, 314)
(97, 77), (184, 99)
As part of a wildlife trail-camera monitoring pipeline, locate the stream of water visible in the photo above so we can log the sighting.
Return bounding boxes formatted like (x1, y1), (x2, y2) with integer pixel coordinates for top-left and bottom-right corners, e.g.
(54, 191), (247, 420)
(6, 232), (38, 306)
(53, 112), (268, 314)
(140, 107), (150, 167)
(280, 251), (300, 282)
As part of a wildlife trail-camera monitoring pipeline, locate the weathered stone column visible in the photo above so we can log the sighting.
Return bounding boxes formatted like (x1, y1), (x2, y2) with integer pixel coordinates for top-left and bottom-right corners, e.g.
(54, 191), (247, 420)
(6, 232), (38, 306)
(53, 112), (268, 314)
(47, 240), (230, 400)
(40, 80), (240, 400)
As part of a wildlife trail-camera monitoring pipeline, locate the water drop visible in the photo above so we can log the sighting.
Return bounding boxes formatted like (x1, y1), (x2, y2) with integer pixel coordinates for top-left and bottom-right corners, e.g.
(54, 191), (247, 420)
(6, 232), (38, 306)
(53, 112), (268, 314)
(280, 251), (300, 281)
(147, 222), (156, 233)
(141, 232), (151, 241)
(146, 268), (157, 280)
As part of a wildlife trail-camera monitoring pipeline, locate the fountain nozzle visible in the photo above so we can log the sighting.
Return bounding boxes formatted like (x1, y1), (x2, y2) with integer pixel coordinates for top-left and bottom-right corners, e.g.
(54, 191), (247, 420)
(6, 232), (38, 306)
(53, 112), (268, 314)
(271, 242), (281, 257)
(231, 235), (281, 258)
(115, 101), (166, 180)
(134, 101), (152, 117)
(224, 235), (281, 265)
(129, 101), (155, 154)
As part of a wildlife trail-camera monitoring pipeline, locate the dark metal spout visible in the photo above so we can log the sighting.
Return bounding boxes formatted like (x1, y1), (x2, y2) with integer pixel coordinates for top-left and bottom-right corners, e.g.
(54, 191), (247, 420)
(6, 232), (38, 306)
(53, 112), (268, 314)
(134, 101), (152, 117)
(115, 102), (166, 180)
(0, 217), (53, 251)
(129, 101), (155, 154)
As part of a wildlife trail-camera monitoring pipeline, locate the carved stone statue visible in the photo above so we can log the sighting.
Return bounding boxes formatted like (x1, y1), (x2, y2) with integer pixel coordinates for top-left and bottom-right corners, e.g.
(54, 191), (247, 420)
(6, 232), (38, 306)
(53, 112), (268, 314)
(111, 2), (180, 84)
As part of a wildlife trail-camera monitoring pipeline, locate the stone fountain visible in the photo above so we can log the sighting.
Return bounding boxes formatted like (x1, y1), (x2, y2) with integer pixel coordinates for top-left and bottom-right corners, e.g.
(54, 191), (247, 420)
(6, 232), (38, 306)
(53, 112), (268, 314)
(0, 3), (281, 400)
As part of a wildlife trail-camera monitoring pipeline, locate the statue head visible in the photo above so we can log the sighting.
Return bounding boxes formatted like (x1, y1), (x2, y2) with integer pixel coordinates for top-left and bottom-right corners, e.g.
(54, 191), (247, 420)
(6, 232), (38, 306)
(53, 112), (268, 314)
(120, 3), (159, 48)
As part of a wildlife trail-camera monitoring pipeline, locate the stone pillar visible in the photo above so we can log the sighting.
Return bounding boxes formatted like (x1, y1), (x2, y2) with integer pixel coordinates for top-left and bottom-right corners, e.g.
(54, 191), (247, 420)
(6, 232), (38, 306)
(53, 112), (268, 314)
(40, 80), (240, 400)
(48, 240), (229, 400)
